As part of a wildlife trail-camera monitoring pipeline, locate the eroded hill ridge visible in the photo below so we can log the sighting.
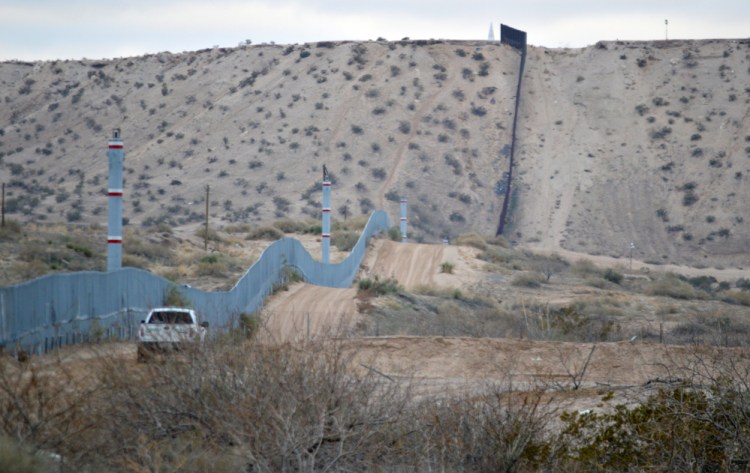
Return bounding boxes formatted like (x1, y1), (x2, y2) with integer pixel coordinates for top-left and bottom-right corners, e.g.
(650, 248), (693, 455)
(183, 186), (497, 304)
(0, 38), (748, 268)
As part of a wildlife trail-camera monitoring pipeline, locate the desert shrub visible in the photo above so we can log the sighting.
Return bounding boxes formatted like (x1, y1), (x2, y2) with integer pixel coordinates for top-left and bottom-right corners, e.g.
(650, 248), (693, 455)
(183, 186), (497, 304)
(721, 290), (750, 306)
(646, 274), (706, 300)
(682, 191), (699, 206)
(388, 226), (401, 241)
(557, 386), (750, 471)
(238, 313), (259, 339)
(0, 219), (22, 241)
(272, 219), (308, 234)
(650, 126), (672, 140)
(449, 212), (465, 223)
(440, 262), (454, 274)
(486, 235), (511, 248)
(223, 223), (251, 234)
(70, 339), (410, 472)
(359, 198), (374, 214)
(272, 196), (291, 215)
(511, 271), (546, 288)
(332, 230), (358, 252)
(246, 226), (283, 240)
(470, 104), (487, 117)
(572, 259), (603, 278)
(736, 278), (750, 291)
(124, 236), (175, 263)
(358, 276), (400, 296)
(164, 285), (191, 306)
(530, 255), (569, 282)
(479, 246), (520, 266)
(453, 232), (488, 250)
(687, 275), (717, 291)
(603, 268), (623, 284)
(194, 225), (222, 243)
(371, 168), (386, 180)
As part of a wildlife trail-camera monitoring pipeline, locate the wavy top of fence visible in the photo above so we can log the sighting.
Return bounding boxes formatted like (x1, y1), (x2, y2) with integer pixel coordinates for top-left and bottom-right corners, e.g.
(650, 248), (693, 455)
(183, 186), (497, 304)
(0, 210), (390, 345)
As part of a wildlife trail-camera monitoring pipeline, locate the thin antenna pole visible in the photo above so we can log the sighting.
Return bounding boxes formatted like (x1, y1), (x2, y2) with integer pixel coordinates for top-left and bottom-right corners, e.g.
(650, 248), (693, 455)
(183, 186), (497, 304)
(204, 185), (209, 251)
(665, 19), (668, 40)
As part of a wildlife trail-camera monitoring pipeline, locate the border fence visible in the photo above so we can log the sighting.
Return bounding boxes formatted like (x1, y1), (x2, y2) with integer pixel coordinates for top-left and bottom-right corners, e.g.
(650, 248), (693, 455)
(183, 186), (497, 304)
(0, 210), (390, 355)
(496, 24), (527, 236)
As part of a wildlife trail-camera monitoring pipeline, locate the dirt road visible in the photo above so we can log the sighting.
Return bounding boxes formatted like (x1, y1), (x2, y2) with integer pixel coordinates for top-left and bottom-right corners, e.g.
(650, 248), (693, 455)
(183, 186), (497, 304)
(260, 284), (359, 343)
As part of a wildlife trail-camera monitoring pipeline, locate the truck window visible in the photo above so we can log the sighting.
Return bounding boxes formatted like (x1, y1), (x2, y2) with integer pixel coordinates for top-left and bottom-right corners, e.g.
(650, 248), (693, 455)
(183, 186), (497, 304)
(149, 311), (193, 324)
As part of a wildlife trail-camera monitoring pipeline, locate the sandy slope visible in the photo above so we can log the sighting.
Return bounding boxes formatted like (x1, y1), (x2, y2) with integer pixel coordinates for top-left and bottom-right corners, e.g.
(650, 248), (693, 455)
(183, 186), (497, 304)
(260, 284), (359, 343)
(261, 240), (482, 341)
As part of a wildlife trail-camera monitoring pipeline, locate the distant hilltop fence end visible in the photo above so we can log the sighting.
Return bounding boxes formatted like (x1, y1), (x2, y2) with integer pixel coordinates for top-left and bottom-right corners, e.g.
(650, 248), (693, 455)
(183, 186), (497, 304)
(496, 24), (527, 236)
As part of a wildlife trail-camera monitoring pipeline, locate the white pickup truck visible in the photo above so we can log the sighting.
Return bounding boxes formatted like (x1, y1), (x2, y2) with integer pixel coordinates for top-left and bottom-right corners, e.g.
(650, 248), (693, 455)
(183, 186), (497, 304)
(137, 307), (208, 361)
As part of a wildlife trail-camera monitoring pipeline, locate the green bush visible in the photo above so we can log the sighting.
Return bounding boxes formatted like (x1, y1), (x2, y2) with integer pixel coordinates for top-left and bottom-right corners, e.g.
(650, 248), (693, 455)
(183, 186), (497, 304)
(736, 278), (750, 291)
(440, 262), (455, 274)
(558, 387), (742, 471)
(453, 232), (488, 250)
(603, 268), (623, 284)
(273, 219), (308, 234)
(246, 226), (284, 240)
(721, 290), (750, 306)
(332, 231), (358, 252)
(572, 259), (603, 278)
(238, 313), (259, 339)
(511, 272), (546, 288)
(388, 226), (401, 241)
(478, 246), (520, 265)
(646, 274), (706, 300)
(196, 253), (231, 277)
(164, 285), (192, 307)
(358, 276), (400, 296)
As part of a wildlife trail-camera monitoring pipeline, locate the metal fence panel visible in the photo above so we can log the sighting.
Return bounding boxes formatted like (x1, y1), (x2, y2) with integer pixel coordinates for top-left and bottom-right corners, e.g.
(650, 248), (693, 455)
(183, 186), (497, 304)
(0, 210), (389, 353)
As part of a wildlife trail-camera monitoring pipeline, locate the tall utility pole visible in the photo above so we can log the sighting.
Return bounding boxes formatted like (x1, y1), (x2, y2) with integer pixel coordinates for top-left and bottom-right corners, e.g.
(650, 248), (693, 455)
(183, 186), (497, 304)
(204, 185), (210, 251)
(665, 19), (669, 40)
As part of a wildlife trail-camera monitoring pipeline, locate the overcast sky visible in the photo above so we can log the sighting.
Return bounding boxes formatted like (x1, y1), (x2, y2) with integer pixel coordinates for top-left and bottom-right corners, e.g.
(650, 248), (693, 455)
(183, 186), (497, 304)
(1, 1), (748, 61)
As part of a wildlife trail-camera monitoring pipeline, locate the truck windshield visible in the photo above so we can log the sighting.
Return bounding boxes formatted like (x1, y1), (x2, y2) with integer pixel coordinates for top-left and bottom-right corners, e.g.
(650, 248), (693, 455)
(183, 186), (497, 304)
(149, 311), (193, 324)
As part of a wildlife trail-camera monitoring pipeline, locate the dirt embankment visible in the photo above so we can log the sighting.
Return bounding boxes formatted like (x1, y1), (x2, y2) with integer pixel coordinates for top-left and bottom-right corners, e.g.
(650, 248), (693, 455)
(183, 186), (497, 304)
(260, 240), (482, 342)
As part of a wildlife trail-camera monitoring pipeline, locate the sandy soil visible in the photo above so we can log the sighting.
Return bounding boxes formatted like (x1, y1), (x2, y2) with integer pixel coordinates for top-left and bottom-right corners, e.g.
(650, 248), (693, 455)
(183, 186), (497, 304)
(364, 240), (481, 290)
(347, 336), (698, 389)
(260, 240), (483, 341)
(524, 245), (750, 282)
(260, 284), (359, 343)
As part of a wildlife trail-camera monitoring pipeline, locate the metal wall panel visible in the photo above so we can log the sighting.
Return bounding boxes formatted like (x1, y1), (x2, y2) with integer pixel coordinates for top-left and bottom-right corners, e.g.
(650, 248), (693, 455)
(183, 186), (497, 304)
(0, 210), (390, 353)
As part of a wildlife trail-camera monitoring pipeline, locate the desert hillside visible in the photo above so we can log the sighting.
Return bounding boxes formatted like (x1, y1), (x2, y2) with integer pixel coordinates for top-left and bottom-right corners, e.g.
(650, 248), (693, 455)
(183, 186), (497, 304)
(0, 38), (748, 267)
(516, 39), (750, 269)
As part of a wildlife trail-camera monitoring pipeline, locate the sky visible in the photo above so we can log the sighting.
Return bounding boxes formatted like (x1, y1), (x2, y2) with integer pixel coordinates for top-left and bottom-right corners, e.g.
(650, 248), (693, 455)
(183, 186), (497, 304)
(0, 0), (748, 61)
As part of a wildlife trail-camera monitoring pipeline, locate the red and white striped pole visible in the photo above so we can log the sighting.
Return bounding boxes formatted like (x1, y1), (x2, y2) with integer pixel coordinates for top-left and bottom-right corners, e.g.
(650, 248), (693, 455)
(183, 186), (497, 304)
(322, 167), (331, 264)
(107, 129), (124, 271)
